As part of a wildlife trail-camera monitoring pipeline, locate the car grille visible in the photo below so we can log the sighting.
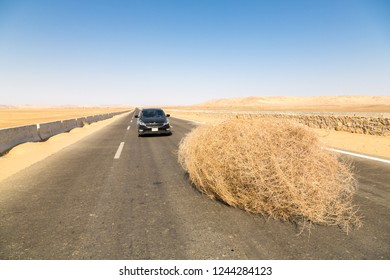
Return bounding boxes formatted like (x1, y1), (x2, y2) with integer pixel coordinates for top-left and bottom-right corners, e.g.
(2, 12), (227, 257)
(145, 122), (164, 128)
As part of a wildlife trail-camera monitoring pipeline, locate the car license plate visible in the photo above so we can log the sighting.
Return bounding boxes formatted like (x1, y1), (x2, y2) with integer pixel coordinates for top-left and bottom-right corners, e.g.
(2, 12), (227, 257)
(152, 128), (158, 132)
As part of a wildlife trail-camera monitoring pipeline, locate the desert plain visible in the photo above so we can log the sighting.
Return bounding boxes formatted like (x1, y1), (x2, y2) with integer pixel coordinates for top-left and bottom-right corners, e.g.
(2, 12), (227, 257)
(170, 95), (390, 113)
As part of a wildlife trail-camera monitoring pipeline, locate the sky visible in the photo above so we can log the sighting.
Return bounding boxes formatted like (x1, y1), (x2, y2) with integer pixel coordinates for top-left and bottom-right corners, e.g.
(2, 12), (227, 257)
(0, 0), (389, 106)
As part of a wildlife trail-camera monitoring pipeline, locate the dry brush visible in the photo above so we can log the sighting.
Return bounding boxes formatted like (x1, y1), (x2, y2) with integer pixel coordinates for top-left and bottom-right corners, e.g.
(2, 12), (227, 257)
(178, 117), (361, 233)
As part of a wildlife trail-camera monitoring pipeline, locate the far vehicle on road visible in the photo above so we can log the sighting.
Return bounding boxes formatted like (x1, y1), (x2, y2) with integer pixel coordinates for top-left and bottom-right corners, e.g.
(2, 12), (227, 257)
(135, 108), (172, 137)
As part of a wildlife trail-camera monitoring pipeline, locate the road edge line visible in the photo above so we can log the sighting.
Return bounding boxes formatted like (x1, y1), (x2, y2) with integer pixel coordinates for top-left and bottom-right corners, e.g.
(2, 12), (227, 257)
(325, 147), (390, 164)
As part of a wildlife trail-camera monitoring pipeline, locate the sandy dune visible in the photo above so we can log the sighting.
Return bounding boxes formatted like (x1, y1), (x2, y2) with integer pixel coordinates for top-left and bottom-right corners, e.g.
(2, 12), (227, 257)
(174, 96), (390, 112)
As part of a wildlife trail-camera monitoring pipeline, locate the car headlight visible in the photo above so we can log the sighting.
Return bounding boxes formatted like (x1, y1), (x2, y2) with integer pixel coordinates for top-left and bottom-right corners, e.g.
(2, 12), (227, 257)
(163, 120), (170, 126)
(138, 119), (146, 126)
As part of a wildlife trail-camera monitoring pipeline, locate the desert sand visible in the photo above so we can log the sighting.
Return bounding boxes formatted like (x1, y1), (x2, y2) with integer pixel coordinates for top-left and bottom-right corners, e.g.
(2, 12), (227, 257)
(0, 107), (132, 129)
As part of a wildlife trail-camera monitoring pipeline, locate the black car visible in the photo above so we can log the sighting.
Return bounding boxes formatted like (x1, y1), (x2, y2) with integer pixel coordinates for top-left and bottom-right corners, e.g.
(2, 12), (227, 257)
(135, 108), (172, 136)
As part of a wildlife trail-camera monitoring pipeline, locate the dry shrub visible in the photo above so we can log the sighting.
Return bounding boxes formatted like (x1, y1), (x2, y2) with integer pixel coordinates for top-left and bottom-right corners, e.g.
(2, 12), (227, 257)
(178, 117), (361, 233)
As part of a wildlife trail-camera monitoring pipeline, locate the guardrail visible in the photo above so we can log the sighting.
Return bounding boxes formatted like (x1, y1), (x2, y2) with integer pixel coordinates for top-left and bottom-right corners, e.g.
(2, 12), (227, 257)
(0, 110), (130, 155)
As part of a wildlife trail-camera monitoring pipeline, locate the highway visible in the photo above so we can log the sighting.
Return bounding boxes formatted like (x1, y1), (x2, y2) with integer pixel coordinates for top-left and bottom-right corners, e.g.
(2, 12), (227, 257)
(0, 110), (389, 259)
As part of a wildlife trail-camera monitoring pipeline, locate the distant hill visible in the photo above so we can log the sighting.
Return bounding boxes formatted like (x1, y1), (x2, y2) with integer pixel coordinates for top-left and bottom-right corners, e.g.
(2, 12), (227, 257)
(0, 105), (16, 108)
(0, 104), (131, 109)
(194, 96), (390, 113)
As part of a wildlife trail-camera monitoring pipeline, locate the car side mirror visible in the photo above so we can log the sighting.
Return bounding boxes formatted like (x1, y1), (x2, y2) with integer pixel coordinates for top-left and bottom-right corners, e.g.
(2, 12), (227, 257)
(166, 114), (170, 117)
(135, 115), (139, 118)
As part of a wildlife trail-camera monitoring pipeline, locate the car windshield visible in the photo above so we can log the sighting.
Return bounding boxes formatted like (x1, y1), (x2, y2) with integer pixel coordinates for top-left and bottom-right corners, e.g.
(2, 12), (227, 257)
(141, 109), (165, 118)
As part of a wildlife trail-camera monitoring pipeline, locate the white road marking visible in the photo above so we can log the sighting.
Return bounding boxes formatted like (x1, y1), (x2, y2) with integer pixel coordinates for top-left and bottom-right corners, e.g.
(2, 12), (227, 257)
(114, 142), (125, 159)
(326, 147), (390, 164)
(130, 120), (133, 123)
(127, 126), (130, 130)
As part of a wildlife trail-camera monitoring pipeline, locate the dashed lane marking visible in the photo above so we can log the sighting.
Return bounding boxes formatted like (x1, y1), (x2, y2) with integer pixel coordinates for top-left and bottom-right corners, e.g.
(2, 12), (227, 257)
(114, 142), (125, 159)
(127, 126), (130, 130)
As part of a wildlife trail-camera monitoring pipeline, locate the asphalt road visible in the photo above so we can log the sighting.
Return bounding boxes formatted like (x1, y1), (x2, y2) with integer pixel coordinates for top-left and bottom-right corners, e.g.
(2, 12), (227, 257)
(0, 110), (389, 259)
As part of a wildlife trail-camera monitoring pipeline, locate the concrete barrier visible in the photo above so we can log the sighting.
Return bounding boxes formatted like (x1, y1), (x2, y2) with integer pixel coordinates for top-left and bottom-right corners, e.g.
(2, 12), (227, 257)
(0, 110), (132, 154)
(103, 114), (112, 120)
(38, 121), (67, 140)
(86, 115), (99, 124)
(76, 117), (87, 127)
(0, 124), (40, 154)
(61, 119), (78, 132)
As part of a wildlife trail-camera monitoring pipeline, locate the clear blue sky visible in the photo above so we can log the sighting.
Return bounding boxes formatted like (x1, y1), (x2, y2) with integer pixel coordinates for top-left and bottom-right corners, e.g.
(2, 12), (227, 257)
(0, 0), (389, 106)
